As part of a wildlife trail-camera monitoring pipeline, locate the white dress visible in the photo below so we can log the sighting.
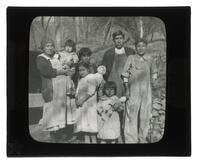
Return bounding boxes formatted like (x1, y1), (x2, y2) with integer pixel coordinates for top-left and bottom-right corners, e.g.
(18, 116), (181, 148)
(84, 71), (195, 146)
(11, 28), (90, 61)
(74, 74), (103, 133)
(59, 51), (79, 64)
(59, 51), (77, 125)
(97, 96), (121, 140)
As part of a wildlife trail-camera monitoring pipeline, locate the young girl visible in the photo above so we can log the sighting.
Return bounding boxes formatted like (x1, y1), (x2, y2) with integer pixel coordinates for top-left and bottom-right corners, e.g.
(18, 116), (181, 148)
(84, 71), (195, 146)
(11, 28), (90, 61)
(59, 39), (79, 66)
(97, 81), (126, 144)
(78, 47), (97, 73)
(58, 40), (78, 125)
(74, 62), (105, 143)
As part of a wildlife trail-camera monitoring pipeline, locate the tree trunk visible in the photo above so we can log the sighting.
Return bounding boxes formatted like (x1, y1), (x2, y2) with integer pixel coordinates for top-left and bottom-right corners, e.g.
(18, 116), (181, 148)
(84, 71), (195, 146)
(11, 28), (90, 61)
(54, 17), (62, 51)
(30, 24), (37, 51)
(150, 32), (154, 42)
(103, 17), (113, 45)
(75, 17), (80, 42)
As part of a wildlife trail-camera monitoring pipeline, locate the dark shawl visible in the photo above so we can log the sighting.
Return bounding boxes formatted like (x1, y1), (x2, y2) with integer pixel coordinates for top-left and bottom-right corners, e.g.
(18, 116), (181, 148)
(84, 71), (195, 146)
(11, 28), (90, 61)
(36, 55), (57, 102)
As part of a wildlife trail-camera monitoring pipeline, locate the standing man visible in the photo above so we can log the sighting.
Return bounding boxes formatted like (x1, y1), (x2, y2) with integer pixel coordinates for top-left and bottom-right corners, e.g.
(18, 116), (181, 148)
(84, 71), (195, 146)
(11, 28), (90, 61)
(102, 30), (135, 97)
(101, 30), (135, 143)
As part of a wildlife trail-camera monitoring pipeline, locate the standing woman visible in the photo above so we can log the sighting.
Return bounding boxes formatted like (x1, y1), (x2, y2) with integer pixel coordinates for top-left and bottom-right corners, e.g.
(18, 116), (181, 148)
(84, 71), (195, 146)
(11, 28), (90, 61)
(37, 38), (70, 142)
(122, 39), (158, 143)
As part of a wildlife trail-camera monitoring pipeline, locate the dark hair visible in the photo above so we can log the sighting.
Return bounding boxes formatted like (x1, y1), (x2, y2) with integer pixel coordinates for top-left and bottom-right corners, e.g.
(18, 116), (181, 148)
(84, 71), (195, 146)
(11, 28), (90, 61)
(78, 61), (91, 71)
(70, 63), (77, 68)
(112, 30), (125, 40)
(64, 39), (76, 52)
(135, 38), (148, 46)
(103, 81), (117, 95)
(78, 47), (92, 59)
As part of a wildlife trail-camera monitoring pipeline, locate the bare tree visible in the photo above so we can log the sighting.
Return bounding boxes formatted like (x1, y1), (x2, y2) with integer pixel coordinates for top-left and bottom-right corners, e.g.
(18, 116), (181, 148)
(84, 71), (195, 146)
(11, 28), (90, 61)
(30, 16), (166, 52)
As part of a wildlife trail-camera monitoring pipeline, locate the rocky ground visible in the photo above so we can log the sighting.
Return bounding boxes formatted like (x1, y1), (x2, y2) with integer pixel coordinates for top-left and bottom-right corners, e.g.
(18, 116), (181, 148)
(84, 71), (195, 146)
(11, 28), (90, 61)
(147, 88), (166, 142)
(147, 52), (166, 143)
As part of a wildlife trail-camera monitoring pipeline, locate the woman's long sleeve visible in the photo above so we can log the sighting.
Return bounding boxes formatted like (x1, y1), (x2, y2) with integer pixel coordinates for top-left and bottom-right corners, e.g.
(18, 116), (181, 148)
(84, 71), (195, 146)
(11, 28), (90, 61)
(36, 56), (57, 78)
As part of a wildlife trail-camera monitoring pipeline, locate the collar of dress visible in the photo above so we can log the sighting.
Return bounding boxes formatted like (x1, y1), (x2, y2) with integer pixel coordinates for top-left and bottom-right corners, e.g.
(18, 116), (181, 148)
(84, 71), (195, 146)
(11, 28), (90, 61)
(39, 53), (60, 60)
(136, 54), (148, 61)
(39, 53), (52, 60)
(115, 47), (125, 55)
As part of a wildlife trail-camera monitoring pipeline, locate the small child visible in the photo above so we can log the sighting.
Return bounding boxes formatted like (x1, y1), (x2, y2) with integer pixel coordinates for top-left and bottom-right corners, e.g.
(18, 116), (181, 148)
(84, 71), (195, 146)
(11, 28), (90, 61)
(58, 40), (77, 124)
(74, 63), (106, 143)
(59, 39), (79, 66)
(97, 81), (126, 144)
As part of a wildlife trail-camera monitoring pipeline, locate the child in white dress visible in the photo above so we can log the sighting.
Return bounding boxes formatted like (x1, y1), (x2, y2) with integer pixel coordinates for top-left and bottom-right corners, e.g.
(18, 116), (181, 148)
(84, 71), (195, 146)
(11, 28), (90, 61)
(75, 63), (106, 143)
(59, 39), (79, 66)
(58, 40), (78, 125)
(97, 81), (126, 144)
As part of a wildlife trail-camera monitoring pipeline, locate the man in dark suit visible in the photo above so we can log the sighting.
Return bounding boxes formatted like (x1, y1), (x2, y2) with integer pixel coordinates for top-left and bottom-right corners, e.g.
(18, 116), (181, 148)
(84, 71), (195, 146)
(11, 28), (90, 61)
(101, 30), (135, 143)
(102, 30), (135, 97)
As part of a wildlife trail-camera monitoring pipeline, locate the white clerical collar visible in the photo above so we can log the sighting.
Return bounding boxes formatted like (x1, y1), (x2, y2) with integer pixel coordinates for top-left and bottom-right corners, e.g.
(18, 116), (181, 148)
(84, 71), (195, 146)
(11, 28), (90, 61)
(115, 47), (125, 55)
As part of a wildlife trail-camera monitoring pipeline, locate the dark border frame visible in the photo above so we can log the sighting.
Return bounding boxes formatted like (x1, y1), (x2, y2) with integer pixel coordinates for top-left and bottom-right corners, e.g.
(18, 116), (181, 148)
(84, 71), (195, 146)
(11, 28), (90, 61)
(7, 7), (191, 156)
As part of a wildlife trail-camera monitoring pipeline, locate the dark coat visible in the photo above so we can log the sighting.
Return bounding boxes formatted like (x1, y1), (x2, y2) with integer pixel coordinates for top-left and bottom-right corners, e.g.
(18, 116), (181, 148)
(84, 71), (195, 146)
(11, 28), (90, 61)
(102, 47), (135, 81)
(36, 55), (57, 102)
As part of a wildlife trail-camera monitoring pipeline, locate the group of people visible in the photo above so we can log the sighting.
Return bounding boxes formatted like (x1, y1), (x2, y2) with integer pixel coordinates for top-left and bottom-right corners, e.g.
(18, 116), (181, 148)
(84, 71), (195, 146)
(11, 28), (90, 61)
(36, 30), (158, 144)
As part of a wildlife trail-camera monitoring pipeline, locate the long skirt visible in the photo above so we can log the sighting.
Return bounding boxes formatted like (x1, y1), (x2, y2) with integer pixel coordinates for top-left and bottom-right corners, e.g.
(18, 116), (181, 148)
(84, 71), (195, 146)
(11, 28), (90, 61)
(39, 75), (67, 131)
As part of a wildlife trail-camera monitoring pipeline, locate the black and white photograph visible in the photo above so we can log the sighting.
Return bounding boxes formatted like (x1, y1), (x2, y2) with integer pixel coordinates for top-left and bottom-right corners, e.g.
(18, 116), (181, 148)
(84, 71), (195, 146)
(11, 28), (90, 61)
(29, 16), (166, 144)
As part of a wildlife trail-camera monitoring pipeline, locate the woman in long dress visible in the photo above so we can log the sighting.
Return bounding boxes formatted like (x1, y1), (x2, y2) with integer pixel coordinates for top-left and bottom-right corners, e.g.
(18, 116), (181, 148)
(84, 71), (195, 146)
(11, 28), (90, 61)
(36, 38), (70, 142)
(122, 39), (158, 143)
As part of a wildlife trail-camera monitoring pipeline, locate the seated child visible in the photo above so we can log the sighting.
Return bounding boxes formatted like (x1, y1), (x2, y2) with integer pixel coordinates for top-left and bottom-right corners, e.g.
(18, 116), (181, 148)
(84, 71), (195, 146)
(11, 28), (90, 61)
(97, 81), (127, 144)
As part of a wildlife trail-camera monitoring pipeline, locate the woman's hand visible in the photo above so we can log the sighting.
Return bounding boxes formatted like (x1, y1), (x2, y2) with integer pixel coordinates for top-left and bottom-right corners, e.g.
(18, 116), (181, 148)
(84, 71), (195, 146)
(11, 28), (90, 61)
(113, 102), (121, 110)
(56, 68), (71, 76)
(76, 94), (91, 107)
(75, 98), (81, 107)
(75, 98), (86, 107)
(112, 102), (124, 112)
(64, 68), (72, 76)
